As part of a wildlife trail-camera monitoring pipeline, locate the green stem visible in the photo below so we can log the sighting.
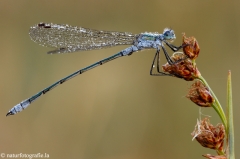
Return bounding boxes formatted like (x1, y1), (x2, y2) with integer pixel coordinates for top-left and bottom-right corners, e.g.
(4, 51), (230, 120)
(227, 70), (235, 159)
(217, 149), (225, 156)
(197, 75), (227, 131)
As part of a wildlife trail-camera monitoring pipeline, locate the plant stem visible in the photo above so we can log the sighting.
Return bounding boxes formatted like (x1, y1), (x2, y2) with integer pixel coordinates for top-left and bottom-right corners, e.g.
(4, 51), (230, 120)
(227, 71), (235, 159)
(197, 75), (227, 130)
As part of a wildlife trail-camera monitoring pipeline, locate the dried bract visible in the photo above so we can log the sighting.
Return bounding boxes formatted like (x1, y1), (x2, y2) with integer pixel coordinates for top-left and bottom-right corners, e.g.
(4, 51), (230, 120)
(202, 154), (226, 159)
(162, 52), (200, 81)
(182, 33), (200, 60)
(187, 81), (214, 107)
(191, 118), (225, 151)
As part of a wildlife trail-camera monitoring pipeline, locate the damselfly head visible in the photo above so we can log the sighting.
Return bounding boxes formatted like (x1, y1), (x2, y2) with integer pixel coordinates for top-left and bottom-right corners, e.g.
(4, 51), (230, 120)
(163, 28), (176, 40)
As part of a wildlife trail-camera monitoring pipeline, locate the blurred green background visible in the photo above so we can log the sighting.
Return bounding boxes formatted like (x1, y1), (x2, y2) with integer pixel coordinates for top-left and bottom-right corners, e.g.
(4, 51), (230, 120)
(1, 0), (239, 159)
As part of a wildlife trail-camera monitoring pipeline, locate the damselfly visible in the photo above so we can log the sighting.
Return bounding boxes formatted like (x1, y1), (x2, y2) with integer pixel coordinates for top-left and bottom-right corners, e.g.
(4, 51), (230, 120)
(6, 22), (183, 116)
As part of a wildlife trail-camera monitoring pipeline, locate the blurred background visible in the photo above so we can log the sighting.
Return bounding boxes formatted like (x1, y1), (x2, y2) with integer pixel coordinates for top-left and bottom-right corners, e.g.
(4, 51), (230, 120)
(0, 0), (239, 159)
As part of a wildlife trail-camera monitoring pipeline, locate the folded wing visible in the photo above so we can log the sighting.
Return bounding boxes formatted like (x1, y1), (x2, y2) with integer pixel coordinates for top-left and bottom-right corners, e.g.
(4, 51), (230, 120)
(29, 23), (136, 54)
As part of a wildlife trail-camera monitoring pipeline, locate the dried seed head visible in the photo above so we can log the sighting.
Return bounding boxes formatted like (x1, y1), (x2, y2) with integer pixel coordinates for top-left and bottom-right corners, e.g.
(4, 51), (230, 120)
(182, 33), (200, 60)
(202, 154), (226, 159)
(162, 52), (200, 81)
(187, 81), (214, 107)
(191, 118), (225, 151)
